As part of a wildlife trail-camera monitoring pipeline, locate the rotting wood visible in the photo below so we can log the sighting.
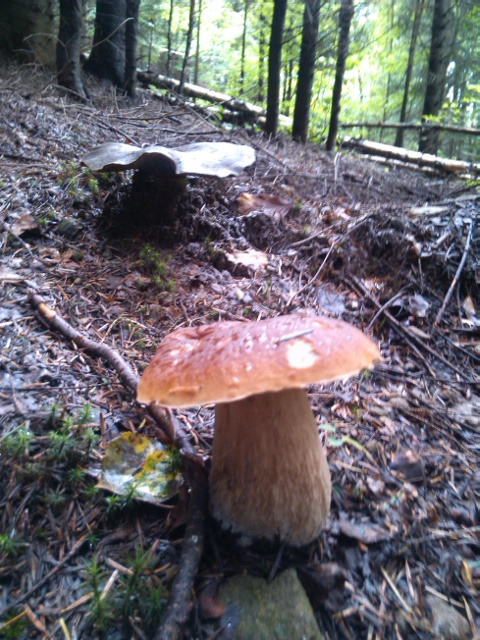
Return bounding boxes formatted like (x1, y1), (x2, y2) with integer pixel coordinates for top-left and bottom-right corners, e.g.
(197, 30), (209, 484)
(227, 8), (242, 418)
(341, 137), (480, 177)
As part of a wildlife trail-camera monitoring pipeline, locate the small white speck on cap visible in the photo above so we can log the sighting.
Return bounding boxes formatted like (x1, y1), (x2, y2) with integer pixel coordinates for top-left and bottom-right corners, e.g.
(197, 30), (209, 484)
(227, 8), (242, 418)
(286, 338), (319, 369)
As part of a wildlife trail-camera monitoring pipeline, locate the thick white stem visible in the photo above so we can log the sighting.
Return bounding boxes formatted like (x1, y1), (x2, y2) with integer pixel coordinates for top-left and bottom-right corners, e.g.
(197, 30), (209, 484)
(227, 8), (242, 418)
(209, 388), (331, 546)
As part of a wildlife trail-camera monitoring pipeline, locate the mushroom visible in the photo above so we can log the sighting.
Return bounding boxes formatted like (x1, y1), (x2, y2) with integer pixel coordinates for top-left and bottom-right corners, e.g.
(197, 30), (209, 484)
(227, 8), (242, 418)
(82, 141), (255, 224)
(82, 141), (256, 178)
(137, 314), (381, 546)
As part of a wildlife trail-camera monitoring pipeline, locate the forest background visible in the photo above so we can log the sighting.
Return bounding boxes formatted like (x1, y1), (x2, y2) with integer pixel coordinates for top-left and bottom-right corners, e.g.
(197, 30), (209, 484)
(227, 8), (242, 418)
(1, 0), (479, 161)
(1, 1), (480, 639)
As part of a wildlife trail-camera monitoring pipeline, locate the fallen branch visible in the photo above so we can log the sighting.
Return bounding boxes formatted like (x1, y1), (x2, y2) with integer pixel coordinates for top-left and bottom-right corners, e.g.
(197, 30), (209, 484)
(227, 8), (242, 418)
(29, 290), (207, 639)
(434, 221), (474, 327)
(139, 71), (265, 118)
(341, 137), (480, 177)
(155, 460), (208, 640)
(340, 121), (480, 136)
(346, 277), (472, 382)
(29, 291), (178, 446)
(138, 70), (292, 128)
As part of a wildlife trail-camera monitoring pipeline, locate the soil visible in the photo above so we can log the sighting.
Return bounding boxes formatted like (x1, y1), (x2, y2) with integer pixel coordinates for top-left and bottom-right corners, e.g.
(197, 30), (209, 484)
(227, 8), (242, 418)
(1, 63), (479, 640)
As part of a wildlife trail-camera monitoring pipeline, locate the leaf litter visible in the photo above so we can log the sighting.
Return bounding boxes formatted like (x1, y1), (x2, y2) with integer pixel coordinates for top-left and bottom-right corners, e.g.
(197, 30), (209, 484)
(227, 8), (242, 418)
(0, 65), (479, 639)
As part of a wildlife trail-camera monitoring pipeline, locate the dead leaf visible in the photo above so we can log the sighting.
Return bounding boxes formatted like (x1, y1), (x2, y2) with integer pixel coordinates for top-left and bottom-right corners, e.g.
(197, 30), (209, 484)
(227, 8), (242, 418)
(366, 476), (385, 495)
(339, 513), (391, 544)
(237, 192), (293, 217)
(390, 449), (424, 482)
(198, 581), (226, 619)
(224, 248), (268, 270)
(317, 286), (346, 316)
(0, 267), (25, 283)
(408, 294), (430, 318)
(11, 213), (40, 236)
(94, 432), (182, 505)
(462, 295), (478, 325)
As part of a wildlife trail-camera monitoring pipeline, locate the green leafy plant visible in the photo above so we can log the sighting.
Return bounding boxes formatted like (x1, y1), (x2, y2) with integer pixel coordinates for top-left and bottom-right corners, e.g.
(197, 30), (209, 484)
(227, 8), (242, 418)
(84, 556), (116, 633)
(0, 532), (24, 558)
(0, 609), (30, 639)
(104, 483), (139, 516)
(139, 244), (174, 290)
(44, 487), (67, 511)
(0, 423), (34, 457)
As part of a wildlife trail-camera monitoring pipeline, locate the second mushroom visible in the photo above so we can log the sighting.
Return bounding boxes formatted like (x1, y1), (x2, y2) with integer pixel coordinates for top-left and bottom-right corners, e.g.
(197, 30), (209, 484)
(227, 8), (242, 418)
(138, 314), (381, 546)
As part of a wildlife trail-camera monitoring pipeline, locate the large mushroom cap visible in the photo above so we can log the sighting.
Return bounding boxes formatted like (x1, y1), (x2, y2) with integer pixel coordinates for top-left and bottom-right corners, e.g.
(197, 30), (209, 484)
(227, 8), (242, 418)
(82, 141), (256, 177)
(137, 314), (381, 407)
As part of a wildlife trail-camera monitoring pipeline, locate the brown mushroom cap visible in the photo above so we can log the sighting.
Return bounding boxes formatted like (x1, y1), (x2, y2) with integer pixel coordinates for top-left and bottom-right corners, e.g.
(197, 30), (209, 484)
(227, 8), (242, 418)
(137, 314), (381, 407)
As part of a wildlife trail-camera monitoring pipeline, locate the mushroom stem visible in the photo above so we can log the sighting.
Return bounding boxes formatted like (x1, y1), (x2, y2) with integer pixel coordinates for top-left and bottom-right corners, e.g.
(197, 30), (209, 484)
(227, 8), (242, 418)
(209, 388), (332, 546)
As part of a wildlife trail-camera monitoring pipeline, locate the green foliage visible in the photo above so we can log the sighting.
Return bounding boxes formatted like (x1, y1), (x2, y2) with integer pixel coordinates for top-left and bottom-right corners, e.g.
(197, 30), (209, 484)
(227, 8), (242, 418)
(56, 161), (105, 202)
(85, 556), (116, 633)
(0, 532), (25, 558)
(38, 205), (58, 227)
(134, 0), (479, 155)
(83, 550), (167, 635)
(104, 483), (140, 516)
(0, 402), (170, 638)
(0, 423), (34, 457)
(0, 609), (30, 639)
(0, 403), (100, 497)
(139, 244), (175, 291)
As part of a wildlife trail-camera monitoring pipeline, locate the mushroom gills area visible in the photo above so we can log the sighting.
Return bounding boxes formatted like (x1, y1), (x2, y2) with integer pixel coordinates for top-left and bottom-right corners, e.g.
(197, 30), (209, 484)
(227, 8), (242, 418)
(209, 388), (332, 546)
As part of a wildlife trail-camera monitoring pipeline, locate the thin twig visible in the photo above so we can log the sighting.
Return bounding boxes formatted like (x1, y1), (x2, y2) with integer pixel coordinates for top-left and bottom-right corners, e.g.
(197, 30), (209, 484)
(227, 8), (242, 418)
(0, 534), (88, 616)
(347, 276), (471, 381)
(29, 290), (207, 639)
(28, 290), (193, 449)
(434, 221), (473, 326)
(155, 460), (208, 640)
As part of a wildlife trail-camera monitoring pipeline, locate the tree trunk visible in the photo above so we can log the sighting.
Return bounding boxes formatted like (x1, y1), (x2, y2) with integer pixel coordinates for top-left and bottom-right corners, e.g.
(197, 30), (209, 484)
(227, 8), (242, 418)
(84, 0), (126, 87)
(418, 0), (452, 154)
(57, 0), (87, 99)
(194, 0), (202, 85)
(0, 0), (56, 65)
(265, 0), (288, 136)
(257, 10), (268, 103)
(381, 0), (395, 138)
(326, 0), (354, 151)
(166, 0), (174, 76)
(240, 0), (250, 94)
(292, 0), (322, 143)
(179, 0), (196, 94)
(395, 0), (424, 147)
(124, 0), (140, 97)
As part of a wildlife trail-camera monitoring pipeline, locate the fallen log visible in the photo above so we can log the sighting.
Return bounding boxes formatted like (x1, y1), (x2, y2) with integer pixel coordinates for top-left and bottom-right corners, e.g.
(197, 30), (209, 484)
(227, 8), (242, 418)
(341, 137), (480, 177)
(340, 121), (480, 136)
(137, 70), (292, 128)
(138, 70), (264, 117)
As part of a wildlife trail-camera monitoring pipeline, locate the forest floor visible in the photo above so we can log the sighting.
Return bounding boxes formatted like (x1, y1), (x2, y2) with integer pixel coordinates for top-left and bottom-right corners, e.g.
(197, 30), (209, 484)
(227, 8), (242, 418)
(0, 63), (479, 640)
